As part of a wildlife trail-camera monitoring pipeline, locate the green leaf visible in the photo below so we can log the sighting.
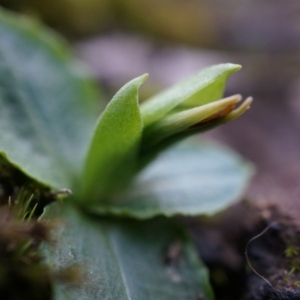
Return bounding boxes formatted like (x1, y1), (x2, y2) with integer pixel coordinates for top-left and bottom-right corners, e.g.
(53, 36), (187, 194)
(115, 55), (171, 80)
(88, 138), (253, 219)
(79, 75), (147, 202)
(41, 203), (214, 300)
(0, 8), (101, 189)
(140, 63), (241, 127)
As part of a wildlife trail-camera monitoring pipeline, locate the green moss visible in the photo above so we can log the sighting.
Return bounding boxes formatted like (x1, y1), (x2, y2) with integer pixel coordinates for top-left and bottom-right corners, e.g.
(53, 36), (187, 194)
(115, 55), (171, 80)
(284, 245), (300, 274)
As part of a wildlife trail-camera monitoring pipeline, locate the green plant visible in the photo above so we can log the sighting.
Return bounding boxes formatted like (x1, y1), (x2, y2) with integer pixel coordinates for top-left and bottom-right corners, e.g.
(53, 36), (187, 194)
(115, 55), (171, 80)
(0, 8), (253, 300)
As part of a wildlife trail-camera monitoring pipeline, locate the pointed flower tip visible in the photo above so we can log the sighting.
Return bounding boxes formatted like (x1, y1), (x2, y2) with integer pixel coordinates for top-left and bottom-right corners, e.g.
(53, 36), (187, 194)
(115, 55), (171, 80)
(223, 96), (253, 122)
(244, 96), (253, 108)
(237, 96), (253, 112)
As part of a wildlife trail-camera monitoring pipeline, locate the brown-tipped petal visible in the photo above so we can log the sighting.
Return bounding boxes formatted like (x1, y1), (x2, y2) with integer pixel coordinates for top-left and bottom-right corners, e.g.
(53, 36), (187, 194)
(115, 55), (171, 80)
(189, 94), (241, 129)
(162, 93), (242, 131)
(189, 96), (253, 131)
(143, 94), (243, 146)
(141, 95), (253, 157)
(200, 94), (242, 123)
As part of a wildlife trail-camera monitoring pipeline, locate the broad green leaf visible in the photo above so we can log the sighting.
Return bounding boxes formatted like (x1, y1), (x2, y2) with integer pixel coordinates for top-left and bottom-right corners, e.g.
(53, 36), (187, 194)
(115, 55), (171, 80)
(0, 8), (100, 189)
(80, 75), (147, 202)
(140, 63), (241, 127)
(41, 203), (214, 300)
(88, 138), (253, 219)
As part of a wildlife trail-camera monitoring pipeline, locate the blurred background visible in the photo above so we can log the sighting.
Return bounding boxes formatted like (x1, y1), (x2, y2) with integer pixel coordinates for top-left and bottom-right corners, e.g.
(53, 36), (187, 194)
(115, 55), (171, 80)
(1, 0), (300, 221)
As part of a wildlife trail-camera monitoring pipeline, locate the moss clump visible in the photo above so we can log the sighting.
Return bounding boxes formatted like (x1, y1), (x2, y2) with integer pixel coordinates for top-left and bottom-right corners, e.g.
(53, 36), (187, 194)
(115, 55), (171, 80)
(0, 205), (51, 299)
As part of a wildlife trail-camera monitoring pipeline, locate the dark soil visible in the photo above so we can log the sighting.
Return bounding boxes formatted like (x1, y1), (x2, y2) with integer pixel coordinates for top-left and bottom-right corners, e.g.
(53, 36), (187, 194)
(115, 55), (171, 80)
(186, 200), (300, 300)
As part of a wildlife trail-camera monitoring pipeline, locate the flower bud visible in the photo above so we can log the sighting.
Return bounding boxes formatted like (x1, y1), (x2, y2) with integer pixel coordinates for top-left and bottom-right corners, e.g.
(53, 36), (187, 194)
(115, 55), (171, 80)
(141, 95), (252, 151)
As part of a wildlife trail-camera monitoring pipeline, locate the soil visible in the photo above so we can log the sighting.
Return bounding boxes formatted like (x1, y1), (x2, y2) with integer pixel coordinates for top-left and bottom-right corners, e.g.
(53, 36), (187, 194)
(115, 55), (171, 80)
(186, 200), (300, 300)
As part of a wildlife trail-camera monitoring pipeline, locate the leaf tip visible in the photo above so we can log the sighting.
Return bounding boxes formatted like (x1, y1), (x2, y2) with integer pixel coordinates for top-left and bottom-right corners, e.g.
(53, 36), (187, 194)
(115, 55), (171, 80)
(225, 63), (242, 72)
(135, 73), (148, 86)
(141, 73), (149, 82)
(132, 73), (148, 89)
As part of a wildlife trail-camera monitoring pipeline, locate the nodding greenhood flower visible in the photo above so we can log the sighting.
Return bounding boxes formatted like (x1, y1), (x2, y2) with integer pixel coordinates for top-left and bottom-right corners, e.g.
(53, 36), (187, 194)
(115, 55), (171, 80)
(141, 94), (252, 152)
(138, 64), (253, 157)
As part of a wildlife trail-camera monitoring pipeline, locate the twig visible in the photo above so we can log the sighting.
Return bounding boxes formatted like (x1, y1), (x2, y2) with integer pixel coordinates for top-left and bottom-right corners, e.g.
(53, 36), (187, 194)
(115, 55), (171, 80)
(245, 222), (282, 300)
